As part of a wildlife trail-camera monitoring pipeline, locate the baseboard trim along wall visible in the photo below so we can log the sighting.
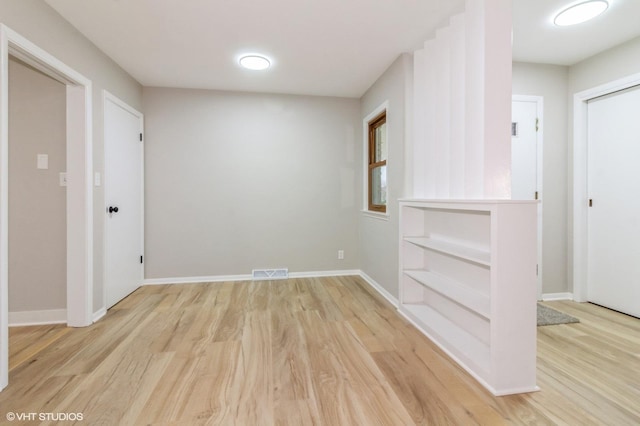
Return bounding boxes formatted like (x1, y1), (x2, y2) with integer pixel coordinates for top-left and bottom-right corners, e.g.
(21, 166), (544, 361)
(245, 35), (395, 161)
(92, 307), (107, 323)
(143, 270), (362, 286)
(358, 271), (399, 307)
(541, 292), (574, 301)
(290, 270), (360, 278)
(8, 309), (67, 326)
(144, 274), (251, 285)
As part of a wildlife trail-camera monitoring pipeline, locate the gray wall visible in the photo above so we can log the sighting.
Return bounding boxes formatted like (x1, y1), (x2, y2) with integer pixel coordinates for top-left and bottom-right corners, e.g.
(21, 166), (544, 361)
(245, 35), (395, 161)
(513, 36), (640, 296)
(8, 59), (66, 312)
(359, 54), (412, 298)
(569, 35), (640, 94)
(512, 62), (569, 295)
(0, 0), (143, 312)
(143, 88), (360, 278)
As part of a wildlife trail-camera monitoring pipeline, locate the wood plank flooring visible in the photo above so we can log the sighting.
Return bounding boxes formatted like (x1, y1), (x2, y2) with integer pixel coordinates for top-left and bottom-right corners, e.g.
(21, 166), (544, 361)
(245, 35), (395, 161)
(2, 276), (639, 425)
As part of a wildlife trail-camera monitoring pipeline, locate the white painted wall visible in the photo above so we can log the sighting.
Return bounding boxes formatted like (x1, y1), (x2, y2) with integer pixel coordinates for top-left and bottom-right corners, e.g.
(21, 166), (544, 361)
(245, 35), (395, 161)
(359, 54), (412, 299)
(0, 0), (143, 313)
(8, 58), (66, 312)
(143, 88), (360, 279)
(411, 0), (513, 199)
(512, 62), (569, 295)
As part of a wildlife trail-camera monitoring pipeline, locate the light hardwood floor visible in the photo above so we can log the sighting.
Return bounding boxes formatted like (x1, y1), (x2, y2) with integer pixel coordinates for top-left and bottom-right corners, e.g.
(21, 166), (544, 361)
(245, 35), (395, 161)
(2, 276), (639, 425)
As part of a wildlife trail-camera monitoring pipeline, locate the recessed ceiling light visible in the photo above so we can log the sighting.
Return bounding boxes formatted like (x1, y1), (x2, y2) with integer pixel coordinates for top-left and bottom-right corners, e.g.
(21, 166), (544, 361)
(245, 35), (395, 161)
(239, 55), (271, 71)
(554, 1), (609, 26)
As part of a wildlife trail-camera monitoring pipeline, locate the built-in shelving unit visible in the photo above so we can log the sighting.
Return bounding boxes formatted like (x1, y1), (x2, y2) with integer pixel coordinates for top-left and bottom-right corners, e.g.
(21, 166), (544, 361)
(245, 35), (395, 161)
(399, 199), (538, 396)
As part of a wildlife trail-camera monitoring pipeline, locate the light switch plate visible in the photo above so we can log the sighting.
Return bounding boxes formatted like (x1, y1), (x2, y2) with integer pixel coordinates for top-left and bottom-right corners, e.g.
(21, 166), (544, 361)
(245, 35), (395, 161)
(59, 172), (67, 187)
(37, 154), (49, 169)
(94, 172), (101, 187)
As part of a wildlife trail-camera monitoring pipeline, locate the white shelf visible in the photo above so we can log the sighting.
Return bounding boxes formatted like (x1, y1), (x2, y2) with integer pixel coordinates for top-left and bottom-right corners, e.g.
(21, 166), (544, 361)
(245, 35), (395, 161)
(399, 199), (538, 395)
(401, 303), (490, 374)
(404, 269), (490, 318)
(404, 237), (491, 266)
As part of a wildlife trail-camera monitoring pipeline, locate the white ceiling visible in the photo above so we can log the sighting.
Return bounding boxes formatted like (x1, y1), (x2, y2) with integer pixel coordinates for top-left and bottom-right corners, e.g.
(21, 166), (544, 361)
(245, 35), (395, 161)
(44, 0), (640, 98)
(513, 0), (640, 65)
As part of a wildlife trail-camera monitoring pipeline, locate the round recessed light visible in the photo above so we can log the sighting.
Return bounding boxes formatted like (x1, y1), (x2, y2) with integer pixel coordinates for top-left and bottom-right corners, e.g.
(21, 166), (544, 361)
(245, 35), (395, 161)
(239, 55), (271, 71)
(554, 0), (608, 26)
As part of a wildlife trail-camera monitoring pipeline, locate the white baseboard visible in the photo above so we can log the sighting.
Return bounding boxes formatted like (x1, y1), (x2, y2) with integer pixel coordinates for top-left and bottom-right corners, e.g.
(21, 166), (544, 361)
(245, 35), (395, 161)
(541, 292), (574, 301)
(92, 307), (107, 323)
(144, 274), (251, 285)
(143, 269), (361, 286)
(9, 309), (67, 326)
(358, 271), (399, 307)
(290, 269), (360, 278)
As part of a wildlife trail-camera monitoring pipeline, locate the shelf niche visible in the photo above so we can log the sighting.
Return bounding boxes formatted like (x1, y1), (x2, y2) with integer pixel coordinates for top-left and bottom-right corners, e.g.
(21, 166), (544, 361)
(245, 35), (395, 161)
(399, 199), (538, 396)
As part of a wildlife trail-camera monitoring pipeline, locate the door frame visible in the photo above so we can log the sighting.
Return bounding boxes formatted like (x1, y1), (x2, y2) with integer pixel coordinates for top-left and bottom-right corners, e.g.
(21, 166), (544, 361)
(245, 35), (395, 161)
(512, 95), (543, 300)
(0, 24), (93, 391)
(572, 72), (640, 302)
(102, 91), (144, 309)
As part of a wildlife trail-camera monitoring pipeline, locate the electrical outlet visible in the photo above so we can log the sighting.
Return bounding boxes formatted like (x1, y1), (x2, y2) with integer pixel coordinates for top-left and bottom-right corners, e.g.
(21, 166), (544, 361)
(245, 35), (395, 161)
(338, 250), (344, 260)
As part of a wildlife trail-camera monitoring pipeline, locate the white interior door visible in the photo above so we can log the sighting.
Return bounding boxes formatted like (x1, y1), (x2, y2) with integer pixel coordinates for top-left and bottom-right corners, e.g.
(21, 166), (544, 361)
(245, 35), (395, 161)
(104, 93), (144, 308)
(587, 85), (640, 318)
(512, 97), (542, 299)
(511, 100), (538, 200)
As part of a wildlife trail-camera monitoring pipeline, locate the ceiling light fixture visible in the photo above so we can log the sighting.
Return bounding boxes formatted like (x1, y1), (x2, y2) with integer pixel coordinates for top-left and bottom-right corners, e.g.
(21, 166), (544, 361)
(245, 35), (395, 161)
(239, 55), (271, 71)
(554, 0), (609, 26)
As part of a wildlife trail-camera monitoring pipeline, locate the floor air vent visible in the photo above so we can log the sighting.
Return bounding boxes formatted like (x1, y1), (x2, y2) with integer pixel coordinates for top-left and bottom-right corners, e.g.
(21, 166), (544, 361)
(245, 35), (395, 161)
(252, 268), (289, 280)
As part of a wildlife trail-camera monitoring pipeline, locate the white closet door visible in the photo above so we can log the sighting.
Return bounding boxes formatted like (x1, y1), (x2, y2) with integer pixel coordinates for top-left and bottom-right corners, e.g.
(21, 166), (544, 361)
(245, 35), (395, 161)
(105, 95), (144, 308)
(587, 85), (640, 318)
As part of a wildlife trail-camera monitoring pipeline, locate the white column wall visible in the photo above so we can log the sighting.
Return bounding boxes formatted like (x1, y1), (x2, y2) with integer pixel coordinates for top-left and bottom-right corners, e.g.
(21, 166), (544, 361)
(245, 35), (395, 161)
(449, 13), (466, 198)
(411, 0), (512, 199)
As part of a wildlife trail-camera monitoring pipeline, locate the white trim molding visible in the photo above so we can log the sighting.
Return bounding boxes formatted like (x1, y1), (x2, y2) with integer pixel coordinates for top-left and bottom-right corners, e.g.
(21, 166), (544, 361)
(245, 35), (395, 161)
(541, 292), (574, 301)
(572, 71), (640, 303)
(144, 274), (252, 285)
(358, 271), (399, 307)
(290, 270), (360, 279)
(1, 24), (93, 392)
(361, 210), (390, 221)
(143, 270), (362, 286)
(92, 307), (107, 323)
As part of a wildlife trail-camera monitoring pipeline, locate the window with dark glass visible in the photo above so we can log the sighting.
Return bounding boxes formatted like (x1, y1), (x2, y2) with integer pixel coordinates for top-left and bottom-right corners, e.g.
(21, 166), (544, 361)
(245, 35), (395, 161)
(368, 111), (387, 213)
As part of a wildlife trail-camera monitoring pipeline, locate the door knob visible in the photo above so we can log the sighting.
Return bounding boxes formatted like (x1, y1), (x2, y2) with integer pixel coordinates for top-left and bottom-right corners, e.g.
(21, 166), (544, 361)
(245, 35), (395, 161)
(108, 206), (119, 214)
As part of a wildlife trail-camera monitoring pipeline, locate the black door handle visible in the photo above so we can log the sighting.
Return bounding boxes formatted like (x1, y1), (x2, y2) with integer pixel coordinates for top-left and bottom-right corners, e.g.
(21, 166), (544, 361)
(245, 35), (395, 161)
(108, 206), (119, 214)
